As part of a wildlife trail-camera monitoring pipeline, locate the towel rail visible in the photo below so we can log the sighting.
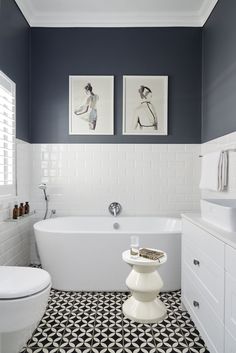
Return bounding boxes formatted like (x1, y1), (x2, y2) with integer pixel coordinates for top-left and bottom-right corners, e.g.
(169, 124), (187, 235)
(199, 148), (236, 158)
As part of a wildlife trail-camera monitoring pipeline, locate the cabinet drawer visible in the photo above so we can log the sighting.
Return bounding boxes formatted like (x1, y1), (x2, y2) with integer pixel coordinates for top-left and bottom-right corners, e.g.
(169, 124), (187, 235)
(182, 240), (224, 319)
(182, 219), (224, 268)
(225, 272), (236, 338)
(182, 267), (224, 353)
(225, 245), (236, 278)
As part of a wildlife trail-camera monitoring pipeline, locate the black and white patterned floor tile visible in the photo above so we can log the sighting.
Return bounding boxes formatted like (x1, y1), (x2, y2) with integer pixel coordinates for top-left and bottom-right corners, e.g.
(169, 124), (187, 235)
(20, 290), (210, 353)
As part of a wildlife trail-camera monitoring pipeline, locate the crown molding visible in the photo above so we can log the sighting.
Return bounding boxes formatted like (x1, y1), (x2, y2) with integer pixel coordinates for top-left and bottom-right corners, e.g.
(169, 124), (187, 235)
(198, 0), (218, 26)
(29, 12), (202, 28)
(14, 0), (34, 26)
(14, 0), (218, 27)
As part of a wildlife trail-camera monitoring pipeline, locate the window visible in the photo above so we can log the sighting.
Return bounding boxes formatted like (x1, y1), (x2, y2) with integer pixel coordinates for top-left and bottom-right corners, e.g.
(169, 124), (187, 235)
(0, 71), (16, 196)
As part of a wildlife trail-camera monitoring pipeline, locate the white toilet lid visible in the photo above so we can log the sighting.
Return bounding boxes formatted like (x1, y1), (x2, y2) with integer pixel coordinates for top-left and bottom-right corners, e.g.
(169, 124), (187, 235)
(0, 266), (51, 299)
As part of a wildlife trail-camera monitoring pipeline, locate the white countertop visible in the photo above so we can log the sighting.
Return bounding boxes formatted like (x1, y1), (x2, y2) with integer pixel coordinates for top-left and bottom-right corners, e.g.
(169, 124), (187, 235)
(182, 213), (236, 250)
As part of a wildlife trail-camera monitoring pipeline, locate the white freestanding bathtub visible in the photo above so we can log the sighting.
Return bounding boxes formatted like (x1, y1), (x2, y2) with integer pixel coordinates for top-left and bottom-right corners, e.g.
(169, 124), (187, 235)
(34, 216), (181, 292)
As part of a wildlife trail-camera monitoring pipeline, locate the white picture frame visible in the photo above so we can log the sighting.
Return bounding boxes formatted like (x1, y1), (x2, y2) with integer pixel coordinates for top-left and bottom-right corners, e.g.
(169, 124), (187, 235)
(123, 76), (168, 135)
(69, 75), (114, 135)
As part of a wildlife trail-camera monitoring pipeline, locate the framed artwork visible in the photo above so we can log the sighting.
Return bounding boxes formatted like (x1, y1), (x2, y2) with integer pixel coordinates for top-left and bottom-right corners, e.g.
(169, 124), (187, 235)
(123, 76), (168, 135)
(69, 76), (114, 135)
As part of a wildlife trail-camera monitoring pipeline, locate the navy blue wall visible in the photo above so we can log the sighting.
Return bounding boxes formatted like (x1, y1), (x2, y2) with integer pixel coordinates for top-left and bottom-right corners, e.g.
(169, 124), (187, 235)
(0, 0), (30, 142)
(202, 0), (236, 142)
(30, 27), (202, 143)
(3, 1), (235, 144)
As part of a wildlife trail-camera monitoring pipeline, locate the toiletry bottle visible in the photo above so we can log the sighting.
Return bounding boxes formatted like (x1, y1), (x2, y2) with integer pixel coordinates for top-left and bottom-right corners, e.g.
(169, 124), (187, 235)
(13, 205), (19, 220)
(19, 203), (25, 217)
(25, 202), (30, 215)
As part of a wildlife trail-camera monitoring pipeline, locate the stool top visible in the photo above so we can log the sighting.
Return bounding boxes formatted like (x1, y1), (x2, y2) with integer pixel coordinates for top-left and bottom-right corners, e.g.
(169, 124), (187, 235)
(122, 249), (167, 266)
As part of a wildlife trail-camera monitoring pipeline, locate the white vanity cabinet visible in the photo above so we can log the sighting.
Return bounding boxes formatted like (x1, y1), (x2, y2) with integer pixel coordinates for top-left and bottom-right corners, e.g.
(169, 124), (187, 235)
(225, 245), (236, 352)
(182, 216), (236, 353)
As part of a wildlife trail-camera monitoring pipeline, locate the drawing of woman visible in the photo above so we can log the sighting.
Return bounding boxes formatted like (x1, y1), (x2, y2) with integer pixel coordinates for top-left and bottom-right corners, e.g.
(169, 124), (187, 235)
(74, 83), (99, 130)
(132, 85), (158, 131)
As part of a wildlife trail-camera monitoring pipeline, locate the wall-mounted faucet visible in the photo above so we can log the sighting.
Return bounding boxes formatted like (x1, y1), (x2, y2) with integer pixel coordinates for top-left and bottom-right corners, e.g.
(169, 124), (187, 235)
(108, 202), (122, 217)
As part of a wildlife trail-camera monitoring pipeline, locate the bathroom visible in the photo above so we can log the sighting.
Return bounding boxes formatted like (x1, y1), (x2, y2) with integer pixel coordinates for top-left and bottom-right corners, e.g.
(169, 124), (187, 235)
(0, 0), (236, 352)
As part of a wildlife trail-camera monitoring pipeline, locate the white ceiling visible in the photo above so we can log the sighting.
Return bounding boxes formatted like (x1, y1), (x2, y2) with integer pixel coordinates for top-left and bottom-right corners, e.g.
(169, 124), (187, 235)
(15, 0), (218, 27)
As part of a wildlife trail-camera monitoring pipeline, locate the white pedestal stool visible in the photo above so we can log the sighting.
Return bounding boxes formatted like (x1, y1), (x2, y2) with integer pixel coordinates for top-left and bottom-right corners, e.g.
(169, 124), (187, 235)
(122, 250), (167, 323)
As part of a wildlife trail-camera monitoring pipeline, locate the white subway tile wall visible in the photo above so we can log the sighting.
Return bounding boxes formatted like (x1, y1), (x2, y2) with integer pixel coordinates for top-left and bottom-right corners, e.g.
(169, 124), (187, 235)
(0, 218), (32, 265)
(201, 131), (236, 199)
(30, 144), (201, 217)
(2, 132), (236, 266)
(17, 139), (32, 203)
(0, 139), (32, 265)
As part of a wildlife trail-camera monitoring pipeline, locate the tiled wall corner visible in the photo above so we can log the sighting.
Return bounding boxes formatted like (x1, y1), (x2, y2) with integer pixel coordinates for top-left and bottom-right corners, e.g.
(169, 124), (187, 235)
(30, 143), (201, 217)
(0, 139), (32, 266)
(201, 131), (236, 199)
(16, 138), (32, 203)
(0, 216), (33, 266)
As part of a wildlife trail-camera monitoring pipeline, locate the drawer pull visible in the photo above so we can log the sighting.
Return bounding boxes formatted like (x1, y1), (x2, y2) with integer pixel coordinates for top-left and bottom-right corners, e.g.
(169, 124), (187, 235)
(193, 259), (200, 266)
(193, 300), (199, 308)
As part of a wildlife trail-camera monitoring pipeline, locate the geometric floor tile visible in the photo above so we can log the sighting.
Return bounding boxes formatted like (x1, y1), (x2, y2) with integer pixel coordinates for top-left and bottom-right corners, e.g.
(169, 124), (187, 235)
(20, 290), (210, 353)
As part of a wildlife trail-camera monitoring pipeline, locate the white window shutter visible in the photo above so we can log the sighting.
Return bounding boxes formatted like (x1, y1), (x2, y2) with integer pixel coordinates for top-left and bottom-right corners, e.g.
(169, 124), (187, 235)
(0, 71), (16, 197)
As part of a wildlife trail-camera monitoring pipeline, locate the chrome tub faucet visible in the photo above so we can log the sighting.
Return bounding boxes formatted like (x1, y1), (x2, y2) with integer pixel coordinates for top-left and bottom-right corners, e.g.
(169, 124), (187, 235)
(108, 202), (122, 217)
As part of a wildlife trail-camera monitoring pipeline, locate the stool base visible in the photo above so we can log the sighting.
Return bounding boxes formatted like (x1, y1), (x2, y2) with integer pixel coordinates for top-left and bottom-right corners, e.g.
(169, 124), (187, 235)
(122, 296), (167, 324)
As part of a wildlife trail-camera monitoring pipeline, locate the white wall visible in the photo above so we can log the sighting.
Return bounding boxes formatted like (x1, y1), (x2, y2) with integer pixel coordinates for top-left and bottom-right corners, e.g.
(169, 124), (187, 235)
(1, 131), (235, 266)
(16, 139), (32, 203)
(0, 218), (33, 265)
(201, 131), (236, 199)
(0, 141), (201, 266)
(0, 139), (32, 266)
(30, 143), (201, 217)
(3, 133), (236, 266)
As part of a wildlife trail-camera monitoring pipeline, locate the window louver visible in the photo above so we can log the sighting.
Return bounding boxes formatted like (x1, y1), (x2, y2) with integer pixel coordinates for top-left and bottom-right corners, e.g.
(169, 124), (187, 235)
(0, 71), (15, 196)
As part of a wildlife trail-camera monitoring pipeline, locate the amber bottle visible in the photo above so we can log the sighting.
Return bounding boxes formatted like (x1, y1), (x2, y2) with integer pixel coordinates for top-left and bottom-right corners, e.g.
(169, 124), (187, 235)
(19, 203), (25, 217)
(13, 205), (19, 220)
(25, 202), (30, 215)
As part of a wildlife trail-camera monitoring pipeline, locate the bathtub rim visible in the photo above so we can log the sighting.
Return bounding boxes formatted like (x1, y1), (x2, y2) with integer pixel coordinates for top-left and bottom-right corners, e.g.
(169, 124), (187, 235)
(34, 216), (182, 235)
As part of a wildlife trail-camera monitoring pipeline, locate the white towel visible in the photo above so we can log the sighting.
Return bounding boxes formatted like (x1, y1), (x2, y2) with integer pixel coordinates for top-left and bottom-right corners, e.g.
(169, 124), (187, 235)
(199, 151), (228, 191)
(219, 151), (228, 191)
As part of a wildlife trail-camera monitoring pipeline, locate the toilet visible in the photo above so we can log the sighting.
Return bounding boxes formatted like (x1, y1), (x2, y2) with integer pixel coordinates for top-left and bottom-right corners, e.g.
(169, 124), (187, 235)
(0, 266), (51, 353)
